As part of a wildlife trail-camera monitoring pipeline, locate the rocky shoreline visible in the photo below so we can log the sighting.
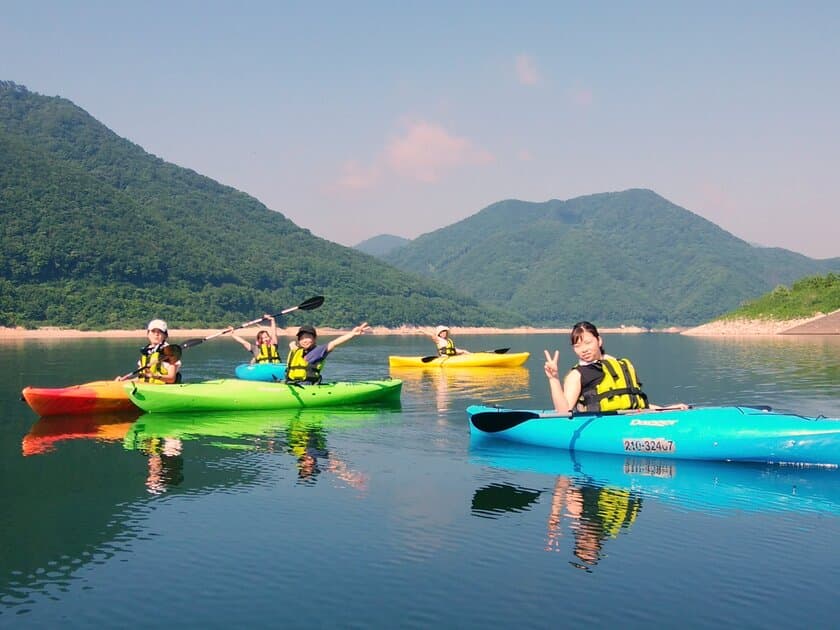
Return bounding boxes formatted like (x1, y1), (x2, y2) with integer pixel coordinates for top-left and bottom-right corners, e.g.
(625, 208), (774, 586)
(2, 317), (836, 339)
(0, 324), (637, 340)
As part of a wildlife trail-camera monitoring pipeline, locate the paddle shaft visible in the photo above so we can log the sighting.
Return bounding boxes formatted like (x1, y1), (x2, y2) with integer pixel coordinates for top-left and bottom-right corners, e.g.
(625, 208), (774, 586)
(470, 405), (695, 433)
(181, 295), (324, 349)
(121, 296), (325, 378)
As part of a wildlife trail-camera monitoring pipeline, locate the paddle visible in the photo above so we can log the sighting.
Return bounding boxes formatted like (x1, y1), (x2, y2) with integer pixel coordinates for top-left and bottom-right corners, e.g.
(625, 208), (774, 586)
(181, 295), (325, 349)
(471, 410), (565, 432)
(470, 405), (694, 433)
(420, 347), (511, 363)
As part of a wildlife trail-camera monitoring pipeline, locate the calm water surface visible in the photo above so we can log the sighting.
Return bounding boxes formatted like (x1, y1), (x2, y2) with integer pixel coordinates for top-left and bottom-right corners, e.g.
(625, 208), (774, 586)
(2, 333), (839, 628)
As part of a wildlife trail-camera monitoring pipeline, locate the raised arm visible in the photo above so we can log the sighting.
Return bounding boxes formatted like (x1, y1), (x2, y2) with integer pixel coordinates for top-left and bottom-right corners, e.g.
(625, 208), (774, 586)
(264, 314), (278, 345)
(326, 322), (371, 352)
(226, 327), (252, 352)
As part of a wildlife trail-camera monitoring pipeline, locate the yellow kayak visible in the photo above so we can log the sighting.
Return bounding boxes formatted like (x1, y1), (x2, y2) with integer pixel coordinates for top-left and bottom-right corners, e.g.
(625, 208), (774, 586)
(388, 351), (530, 368)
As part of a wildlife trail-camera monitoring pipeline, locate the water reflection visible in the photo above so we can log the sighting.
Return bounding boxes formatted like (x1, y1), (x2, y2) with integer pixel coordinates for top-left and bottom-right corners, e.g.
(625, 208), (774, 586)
(123, 408), (391, 492)
(470, 476), (642, 572)
(3, 407), (394, 612)
(544, 476), (642, 571)
(470, 439), (840, 570)
(22, 411), (142, 456)
(471, 482), (541, 517)
(22, 408), (394, 495)
(390, 366), (530, 414)
(677, 335), (840, 410)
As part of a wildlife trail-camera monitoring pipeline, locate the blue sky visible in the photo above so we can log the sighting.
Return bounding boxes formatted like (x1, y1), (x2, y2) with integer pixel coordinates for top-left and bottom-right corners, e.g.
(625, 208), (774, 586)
(3, 1), (838, 258)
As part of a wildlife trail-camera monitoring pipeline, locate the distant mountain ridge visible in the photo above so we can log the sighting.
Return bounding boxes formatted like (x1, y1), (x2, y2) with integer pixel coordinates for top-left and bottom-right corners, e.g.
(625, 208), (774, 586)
(383, 190), (839, 327)
(354, 234), (410, 257)
(0, 81), (524, 329)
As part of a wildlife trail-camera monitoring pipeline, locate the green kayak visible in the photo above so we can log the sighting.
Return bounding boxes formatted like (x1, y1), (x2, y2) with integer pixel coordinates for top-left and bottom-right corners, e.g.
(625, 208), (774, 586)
(125, 378), (402, 413)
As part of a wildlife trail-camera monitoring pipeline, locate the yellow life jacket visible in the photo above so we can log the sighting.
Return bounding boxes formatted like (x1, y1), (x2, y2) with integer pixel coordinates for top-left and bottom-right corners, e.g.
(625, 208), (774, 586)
(578, 357), (649, 411)
(255, 343), (280, 363)
(139, 345), (175, 384)
(285, 347), (323, 384)
(439, 337), (457, 356)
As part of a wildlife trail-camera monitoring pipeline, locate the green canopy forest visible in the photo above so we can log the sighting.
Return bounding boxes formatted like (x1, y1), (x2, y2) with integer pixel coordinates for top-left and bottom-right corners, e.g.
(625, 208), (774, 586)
(0, 81), (523, 329)
(382, 191), (839, 326)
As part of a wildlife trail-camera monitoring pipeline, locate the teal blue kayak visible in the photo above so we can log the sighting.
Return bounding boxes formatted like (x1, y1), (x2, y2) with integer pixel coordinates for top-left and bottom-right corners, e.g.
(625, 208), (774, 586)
(234, 362), (286, 382)
(467, 404), (840, 465)
(127, 379), (402, 413)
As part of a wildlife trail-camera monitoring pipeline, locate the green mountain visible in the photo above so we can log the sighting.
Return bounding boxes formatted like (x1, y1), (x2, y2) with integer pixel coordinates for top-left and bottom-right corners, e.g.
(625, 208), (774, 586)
(383, 191), (840, 327)
(354, 234), (410, 257)
(0, 81), (525, 329)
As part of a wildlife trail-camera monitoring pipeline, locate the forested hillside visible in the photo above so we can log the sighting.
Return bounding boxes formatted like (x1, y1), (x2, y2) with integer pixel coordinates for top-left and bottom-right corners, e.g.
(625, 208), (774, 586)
(383, 190), (840, 327)
(721, 273), (840, 320)
(0, 81), (524, 329)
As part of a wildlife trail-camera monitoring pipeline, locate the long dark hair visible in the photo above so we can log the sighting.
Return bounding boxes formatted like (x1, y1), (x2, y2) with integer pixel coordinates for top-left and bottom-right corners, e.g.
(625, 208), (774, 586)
(570, 321), (603, 352)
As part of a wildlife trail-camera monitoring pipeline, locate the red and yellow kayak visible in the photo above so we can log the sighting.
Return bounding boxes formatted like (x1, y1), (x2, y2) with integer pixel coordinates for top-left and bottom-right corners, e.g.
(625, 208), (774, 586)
(21, 380), (139, 417)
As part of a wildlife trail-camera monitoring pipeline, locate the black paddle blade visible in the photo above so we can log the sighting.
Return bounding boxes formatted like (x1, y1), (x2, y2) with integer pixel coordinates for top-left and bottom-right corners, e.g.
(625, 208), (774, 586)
(180, 338), (206, 349)
(420, 355), (441, 363)
(491, 348), (510, 354)
(470, 410), (544, 433)
(298, 295), (325, 311)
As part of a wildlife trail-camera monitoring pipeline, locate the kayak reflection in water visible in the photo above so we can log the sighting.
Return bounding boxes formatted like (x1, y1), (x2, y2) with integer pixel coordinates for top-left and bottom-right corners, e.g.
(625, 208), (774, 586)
(141, 436), (185, 495)
(546, 476), (642, 571)
(285, 420), (368, 490)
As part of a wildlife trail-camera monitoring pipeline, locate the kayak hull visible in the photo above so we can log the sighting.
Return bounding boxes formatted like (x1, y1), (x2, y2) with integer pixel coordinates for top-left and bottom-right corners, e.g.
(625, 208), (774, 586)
(467, 405), (840, 465)
(127, 379), (403, 413)
(388, 352), (530, 368)
(22, 380), (138, 417)
(234, 362), (287, 382)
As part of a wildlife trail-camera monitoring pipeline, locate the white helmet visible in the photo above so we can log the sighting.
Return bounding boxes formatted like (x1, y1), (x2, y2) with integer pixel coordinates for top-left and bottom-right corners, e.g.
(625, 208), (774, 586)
(147, 319), (168, 333)
(435, 325), (450, 336)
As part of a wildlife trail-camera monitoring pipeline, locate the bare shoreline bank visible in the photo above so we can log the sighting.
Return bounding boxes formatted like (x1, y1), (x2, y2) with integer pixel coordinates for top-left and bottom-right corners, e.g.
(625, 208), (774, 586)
(0, 324), (646, 340)
(1, 319), (824, 339)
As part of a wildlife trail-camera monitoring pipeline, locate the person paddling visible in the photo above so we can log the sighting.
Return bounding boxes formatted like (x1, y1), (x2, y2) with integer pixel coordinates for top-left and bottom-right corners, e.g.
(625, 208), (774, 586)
(227, 314), (281, 364)
(543, 321), (687, 413)
(286, 322), (371, 384)
(428, 325), (471, 357)
(118, 319), (182, 384)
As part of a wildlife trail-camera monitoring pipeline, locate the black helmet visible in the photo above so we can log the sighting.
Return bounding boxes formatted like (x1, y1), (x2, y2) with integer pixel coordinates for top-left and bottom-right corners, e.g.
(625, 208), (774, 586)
(297, 325), (317, 338)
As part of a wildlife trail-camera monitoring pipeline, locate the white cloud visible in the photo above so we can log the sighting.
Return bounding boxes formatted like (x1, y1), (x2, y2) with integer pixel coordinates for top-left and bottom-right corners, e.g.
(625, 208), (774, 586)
(384, 120), (494, 183)
(333, 119), (495, 190)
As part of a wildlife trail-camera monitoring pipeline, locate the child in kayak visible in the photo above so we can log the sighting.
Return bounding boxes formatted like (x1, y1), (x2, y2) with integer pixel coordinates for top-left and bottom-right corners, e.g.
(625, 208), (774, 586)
(118, 319), (182, 384)
(428, 325), (471, 356)
(227, 314), (281, 364)
(543, 321), (688, 413)
(286, 322), (371, 384)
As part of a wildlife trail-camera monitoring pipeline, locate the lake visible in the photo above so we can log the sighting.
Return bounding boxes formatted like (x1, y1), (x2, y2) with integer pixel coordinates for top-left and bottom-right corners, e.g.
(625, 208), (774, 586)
(2, 332), (839, 627)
